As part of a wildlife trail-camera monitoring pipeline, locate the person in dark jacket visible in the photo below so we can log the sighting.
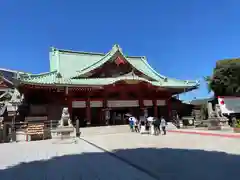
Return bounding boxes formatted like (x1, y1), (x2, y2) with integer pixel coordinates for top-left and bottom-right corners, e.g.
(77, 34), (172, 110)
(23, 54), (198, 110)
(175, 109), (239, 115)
(153, 118), (161, 135)
(160, 116), (167, 135)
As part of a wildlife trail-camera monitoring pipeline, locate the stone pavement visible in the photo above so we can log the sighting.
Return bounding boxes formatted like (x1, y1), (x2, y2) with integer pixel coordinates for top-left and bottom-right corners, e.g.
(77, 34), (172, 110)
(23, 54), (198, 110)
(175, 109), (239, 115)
(1, 125), (240, 180)
(82, 131), (240, 156)
(80, 125), (131, 137)
(0, 139), (155, 180)
(81, 125), (240, 138)
(82, 130), (240, 180)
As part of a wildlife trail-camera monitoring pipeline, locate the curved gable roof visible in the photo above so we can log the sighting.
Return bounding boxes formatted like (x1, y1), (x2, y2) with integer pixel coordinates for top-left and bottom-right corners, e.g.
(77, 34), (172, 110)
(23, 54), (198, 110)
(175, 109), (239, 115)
(51, 44), (170, 81)
(42, 44), (199, 88)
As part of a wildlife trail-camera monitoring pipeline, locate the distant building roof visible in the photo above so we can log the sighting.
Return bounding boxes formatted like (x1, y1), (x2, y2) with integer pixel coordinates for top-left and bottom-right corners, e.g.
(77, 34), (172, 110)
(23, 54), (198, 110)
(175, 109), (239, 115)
(188, 97), (214, 106)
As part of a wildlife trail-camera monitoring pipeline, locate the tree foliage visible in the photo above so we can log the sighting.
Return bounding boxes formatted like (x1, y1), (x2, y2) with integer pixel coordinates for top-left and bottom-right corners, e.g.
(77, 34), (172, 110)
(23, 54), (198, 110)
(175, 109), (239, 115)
(206, 58), (240, 96)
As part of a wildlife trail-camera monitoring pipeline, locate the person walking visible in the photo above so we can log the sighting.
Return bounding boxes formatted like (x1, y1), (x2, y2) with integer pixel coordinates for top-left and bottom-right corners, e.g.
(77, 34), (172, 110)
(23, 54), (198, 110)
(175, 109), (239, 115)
(128, 116), (134, 132)
(128, 115), (138, 132)
(134, 118), (140, 132)
(153, 117), (161, 135)
(160, 116), (167, 135)
(147, 116), (155, 135)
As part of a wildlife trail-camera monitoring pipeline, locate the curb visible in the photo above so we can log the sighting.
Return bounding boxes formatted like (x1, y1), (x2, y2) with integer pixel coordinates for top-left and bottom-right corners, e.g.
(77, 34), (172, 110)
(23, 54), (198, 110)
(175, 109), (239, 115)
(168, 130), (240, 138)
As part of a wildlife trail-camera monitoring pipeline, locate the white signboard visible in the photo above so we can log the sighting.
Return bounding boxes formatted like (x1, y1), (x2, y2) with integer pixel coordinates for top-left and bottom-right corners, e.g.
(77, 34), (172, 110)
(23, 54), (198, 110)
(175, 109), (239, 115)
(157, 100), (166, 106)
(90, 101), (103, 107)
(72, 101), (86, 108)
(107, 100), (139, 107)
(143, 100), (153, 106)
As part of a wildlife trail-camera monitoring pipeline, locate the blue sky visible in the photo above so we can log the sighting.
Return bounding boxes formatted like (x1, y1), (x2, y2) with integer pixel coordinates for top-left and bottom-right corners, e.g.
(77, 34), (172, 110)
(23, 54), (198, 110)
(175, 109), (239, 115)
(1, 0), (239, 100)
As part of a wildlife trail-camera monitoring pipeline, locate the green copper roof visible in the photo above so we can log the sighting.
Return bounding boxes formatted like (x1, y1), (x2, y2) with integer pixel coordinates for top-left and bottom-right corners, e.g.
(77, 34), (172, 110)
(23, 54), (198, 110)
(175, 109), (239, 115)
(50, 47), (105, 78)
(50, 45), (167, 81)
(18, 44), (199, 89)
(19, 71), (198, 88)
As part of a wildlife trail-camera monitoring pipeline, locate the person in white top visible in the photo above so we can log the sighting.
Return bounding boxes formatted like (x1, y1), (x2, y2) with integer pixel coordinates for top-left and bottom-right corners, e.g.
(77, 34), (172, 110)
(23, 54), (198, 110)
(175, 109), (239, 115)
(147, 116), (154, 122)
(160, 116), (167, 135)
(133, 117), (139, 132)
(147, 116), (155, 135)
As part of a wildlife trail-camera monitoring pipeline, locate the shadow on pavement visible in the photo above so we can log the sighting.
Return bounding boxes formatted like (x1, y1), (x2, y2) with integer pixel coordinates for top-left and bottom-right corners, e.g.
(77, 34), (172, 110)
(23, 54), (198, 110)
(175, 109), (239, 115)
(0, 147), (239, 180)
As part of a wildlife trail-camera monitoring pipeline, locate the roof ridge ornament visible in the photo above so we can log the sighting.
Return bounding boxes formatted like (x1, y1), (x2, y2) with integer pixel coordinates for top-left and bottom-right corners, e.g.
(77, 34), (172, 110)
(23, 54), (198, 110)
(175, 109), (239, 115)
(56, 72), (62, 78)
(16, 72), (21, 79)
(115, 56), (125, 66)
(113, 44), (123, 53)
(50, 47), (57, 53)
(195, 80), (200, 84)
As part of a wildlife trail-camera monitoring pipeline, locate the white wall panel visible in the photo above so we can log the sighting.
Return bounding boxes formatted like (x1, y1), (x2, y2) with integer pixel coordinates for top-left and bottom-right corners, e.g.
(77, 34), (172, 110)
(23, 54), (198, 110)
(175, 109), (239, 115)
(157, 100), (166, 106)
(143, 100), (153, 106)
(107, 100), (139, 107)
(72, 101), (86, 108)
(90, 101), (103, 107)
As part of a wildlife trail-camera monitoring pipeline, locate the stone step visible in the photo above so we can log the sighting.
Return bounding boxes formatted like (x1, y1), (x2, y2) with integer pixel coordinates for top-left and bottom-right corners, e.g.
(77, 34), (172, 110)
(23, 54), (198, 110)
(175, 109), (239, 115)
(167, 122), (178, 130)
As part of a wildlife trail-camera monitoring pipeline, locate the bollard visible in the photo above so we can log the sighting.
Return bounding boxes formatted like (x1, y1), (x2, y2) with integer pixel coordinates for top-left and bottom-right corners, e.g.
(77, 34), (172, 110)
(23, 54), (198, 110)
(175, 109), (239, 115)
(3, 124), (7, 143)
(76, 119), (80, 137)
(0, 128), (3, 143)
(11, 124), (16, 142)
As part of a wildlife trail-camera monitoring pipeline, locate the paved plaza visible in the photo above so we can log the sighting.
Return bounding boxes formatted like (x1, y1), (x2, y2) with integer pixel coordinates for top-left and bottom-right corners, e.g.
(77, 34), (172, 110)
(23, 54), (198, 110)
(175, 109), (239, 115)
(0, 126), (240, 180)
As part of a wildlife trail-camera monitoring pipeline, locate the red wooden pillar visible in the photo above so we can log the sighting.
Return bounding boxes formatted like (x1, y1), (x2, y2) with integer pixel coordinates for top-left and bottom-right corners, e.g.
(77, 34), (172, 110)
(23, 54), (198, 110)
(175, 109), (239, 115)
(153, 99), (158, 118)
(139, 98), (144, 108)
(65, 86), (72, 119)
(137, 86), (144, 117)
(86, 97), (91, 125)
(103, 93), (108, 125)
(167, 97), (172, 121)
(68, 97), (72, 119)
(137, 86), (144, 118)
(139, 98), (144, 117)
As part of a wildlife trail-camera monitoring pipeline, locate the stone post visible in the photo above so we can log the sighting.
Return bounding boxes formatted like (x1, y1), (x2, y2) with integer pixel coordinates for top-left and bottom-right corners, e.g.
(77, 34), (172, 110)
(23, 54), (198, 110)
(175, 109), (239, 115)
(207, 102), (213, 117)
(11, 116), (16, 142)
(76, 119), (80, 137)
(3, 123), (7, 143)
(86, 98), (91, 126)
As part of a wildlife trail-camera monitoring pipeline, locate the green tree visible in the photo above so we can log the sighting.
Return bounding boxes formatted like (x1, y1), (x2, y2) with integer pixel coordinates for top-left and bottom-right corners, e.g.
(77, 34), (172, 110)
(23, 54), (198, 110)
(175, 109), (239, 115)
(206, 58), (240, 96)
